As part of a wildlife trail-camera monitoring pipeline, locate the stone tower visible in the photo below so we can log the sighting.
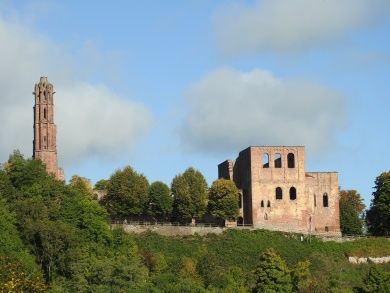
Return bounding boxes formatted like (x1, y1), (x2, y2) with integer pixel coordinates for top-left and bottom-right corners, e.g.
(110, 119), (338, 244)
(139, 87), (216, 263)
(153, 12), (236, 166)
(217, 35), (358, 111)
(33, 77), (64, 180)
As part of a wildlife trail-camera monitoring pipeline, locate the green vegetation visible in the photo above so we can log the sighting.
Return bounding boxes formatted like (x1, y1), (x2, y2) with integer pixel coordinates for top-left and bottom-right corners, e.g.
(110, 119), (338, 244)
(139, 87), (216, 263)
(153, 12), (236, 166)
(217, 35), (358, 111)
(366, 172), (390, 236)
(0, 151), (389, 292)
(171, 167), (208, 223)
(339, 190), (365, 235)
(208, 178), (239, 221)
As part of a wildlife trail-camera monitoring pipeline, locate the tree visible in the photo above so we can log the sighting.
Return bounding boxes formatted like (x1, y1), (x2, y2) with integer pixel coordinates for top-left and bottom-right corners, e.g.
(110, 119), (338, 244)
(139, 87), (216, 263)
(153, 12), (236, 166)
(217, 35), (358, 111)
(171, 167), (208, 223)
(339, 190), (365, 235)
(94, 179), (109, 191)
(147, 181), (173, 221)
(366, 172), (390, 236)
(252, 248), (292, 293)
(103, 166), (149, 219)
(69, 175), (93, 198)
(208, 179), (239, 221)
(362, 266), (390, 293)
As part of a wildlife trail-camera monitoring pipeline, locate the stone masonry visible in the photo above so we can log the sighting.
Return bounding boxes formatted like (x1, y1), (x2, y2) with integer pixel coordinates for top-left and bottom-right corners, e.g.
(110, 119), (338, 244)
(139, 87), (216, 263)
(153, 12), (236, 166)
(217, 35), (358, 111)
(33, 77), (64, 180)
(218, 146), (341, 236)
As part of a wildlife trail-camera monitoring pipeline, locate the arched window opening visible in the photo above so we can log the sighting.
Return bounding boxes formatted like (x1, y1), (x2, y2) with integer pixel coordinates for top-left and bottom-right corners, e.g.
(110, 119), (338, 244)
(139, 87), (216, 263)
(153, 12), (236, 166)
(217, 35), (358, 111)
(287, 153), (295, 168)
(267, 200), (271, 207)
(264, 213), (268, 220)
(261, 200), (264, 208)
(325, 226), (329, 232)
(314, 194), (316, 207)
(289, 187), (297, 200)
(262, 153), (269, 168)
(274, 153), (282, 168)
(43, 108), (47, 119)
(323, 193), (329, 207)
(275, 187), (283, 200)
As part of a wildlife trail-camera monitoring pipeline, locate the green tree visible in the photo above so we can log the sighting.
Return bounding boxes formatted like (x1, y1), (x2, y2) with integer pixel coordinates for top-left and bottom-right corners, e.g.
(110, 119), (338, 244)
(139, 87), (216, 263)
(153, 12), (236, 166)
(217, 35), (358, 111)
(208, 179), (239, 221)
(147, 181), (173, 221)
(69, 175), (93, 198)
(366, 172), (390, 236)
(339, 190), (365, 235)
(103, 166), (149, 219)
(94, 179), (109, 190)
(362, 266), (390, 293)
(171, 167), (208, 223)
(291, 260), (312, 292)
(252, 248), (292, 293)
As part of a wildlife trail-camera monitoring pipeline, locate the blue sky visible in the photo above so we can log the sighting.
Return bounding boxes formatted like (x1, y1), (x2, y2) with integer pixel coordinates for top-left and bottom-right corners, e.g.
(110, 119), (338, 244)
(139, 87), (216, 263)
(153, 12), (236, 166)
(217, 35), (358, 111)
(0, 0), (389, 207)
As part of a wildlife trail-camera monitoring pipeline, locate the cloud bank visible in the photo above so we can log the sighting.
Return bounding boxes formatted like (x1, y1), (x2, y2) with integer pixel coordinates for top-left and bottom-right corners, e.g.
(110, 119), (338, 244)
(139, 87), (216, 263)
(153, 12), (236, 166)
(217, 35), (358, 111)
(0, 17), (151, 165)
(214, 0), (390, 54)
(180, 68), (345, 154)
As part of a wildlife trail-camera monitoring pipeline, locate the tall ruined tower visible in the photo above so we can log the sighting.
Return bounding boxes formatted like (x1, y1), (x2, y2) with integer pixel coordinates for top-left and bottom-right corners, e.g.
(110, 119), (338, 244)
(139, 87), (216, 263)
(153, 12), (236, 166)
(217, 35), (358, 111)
(33, 77), (64, 180)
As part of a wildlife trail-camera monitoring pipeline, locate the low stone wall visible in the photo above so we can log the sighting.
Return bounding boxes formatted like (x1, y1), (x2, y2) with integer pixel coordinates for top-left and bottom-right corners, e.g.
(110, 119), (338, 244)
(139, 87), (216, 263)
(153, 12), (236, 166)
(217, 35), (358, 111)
(112, 224), (226, 237)
(348, 256), (390, 264)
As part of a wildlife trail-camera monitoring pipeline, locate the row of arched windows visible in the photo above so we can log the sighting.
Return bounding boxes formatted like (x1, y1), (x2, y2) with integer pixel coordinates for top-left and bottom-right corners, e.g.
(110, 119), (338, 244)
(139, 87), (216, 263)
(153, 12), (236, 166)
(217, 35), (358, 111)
(262, 153), (295, 168)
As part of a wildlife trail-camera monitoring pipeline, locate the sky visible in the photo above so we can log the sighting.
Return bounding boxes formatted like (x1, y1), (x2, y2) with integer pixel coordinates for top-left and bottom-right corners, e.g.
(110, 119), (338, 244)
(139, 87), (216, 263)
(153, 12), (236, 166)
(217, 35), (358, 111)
(0, 0), (389, 207)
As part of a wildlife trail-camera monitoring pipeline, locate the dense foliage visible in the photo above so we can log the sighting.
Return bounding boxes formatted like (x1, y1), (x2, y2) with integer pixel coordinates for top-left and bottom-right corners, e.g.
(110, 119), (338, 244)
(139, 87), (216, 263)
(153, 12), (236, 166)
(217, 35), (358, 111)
(102, 166), (149, 220)
(147, 181), (173, 221)
(366, 172), (390, 236)
(171, 167), (208, 223)
(339, 190), (365, 235)
(208, 178), (239, 221)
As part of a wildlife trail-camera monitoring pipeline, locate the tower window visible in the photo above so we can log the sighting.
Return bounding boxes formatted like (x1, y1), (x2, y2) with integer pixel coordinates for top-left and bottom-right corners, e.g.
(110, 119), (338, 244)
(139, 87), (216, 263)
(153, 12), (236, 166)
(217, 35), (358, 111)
(323, 193), (329, 207)
(276, 187), (283, 200)
(289, 187), (297, 200)
(44, 108), (47, 119)
(287, 153), (295, 168)
(261, 200), (264, 208)
(262, 153), (269, 168)
(267, 200), (271, 207)
(274, 153), (282, 168)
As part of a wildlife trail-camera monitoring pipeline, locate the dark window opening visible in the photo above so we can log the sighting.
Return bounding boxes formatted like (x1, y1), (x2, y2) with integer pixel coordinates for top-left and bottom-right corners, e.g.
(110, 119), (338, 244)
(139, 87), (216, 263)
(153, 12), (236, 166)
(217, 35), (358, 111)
(287, 153), (295, 168)
(289, 187), (297, 200)
(43, 108), (47, 119)
(267, 200), (271, 208)
(275, 187), (283, 200)
(262, 153), (269, 168)
(274, 153), (282, 168)
(314, 194), (316, 207)
(325, 226), (329, 232)
(323, 193), (329, 207)
(261, 200), (264, 208)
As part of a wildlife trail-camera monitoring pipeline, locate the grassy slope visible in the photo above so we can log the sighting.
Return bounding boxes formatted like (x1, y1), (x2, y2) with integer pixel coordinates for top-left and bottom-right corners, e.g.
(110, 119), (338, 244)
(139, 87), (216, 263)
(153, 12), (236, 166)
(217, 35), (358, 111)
(133, 229), (390, 290)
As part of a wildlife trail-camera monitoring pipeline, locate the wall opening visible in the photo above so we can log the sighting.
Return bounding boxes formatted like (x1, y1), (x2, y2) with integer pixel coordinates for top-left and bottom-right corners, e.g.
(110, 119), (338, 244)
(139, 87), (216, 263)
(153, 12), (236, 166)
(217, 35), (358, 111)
(314, 194), (316, 207)
(261, 200), (264, 208)
(262, 153), (269, 168)
(264, 213), (268, 220)
(323, 193), (329, 207)
(274, 153), (282, 168)
(287, 153), (295, 168)
(43, 108), (47, 119)
(289, 187), (297, 200)
(267, 200), (271, 207)
(325, 226), (329, 232)
(275, 187), (283, 200)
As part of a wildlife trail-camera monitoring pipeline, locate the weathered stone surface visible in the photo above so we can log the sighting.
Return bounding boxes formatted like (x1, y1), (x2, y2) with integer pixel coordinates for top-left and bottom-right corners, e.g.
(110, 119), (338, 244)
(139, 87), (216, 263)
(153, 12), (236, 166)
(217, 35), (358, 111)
(219, 146), (341, 236)
(33, 77), (64, 181)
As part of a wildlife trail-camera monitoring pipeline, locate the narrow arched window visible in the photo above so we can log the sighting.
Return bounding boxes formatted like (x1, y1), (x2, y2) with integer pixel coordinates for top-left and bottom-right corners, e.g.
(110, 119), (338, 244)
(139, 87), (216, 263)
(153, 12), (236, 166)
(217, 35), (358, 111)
(43, 108), (47, 119)
(262, 153), (269, 168)
(323, 193), (329, 207)
(264, 213), (268, 220)
(287, 153), (295, 168)
(267, 200), (271, 207)
(275, 187), (282, 200)
(261, 200), (264, 208)
(289, 187), (297, 200)
(274, 153), (282, 168)
(314, 194), (316, 207)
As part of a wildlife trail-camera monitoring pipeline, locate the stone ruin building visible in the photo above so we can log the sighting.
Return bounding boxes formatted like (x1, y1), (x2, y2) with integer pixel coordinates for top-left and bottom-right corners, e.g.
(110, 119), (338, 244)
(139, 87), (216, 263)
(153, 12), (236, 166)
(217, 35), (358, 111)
(33, 77), (64, 180)
(218, 146), (341, 236)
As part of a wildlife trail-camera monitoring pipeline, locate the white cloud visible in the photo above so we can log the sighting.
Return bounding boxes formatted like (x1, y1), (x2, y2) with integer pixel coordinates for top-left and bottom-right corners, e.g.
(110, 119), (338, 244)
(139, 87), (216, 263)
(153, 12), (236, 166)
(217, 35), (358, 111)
(0, 17), (151, 166)
(214, 0), (390, 54)
(180, 68), (345, 154)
